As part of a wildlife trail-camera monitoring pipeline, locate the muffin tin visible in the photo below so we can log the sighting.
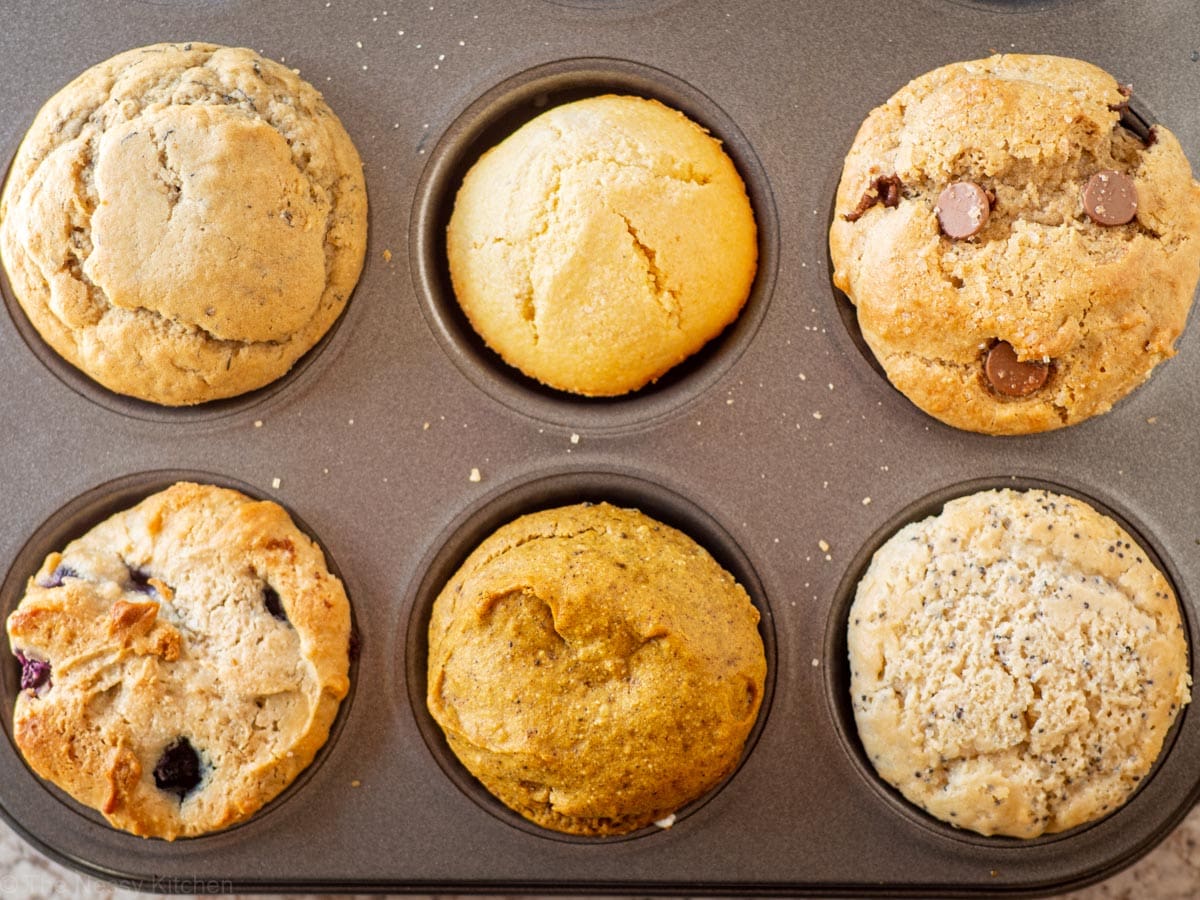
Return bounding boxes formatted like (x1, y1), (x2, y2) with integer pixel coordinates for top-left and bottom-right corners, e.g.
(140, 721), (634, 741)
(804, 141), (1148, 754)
(0, 0), (1197, 893)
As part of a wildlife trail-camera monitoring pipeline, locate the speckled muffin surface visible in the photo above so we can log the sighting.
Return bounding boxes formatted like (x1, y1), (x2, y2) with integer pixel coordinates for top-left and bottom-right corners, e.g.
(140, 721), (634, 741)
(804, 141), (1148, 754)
(830, 55), (1200, 434)
(6, 482), (352, 839)
(427, 502), (766, 835)
(848, 488), (1190, 838)
(446, 94), (758, 396)
(0, 42), (368, 406)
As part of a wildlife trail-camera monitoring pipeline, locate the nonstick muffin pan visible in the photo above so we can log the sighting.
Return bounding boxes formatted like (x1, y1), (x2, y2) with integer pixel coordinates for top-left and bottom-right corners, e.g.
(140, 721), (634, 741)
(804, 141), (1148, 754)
(1, 0), (1198, 894)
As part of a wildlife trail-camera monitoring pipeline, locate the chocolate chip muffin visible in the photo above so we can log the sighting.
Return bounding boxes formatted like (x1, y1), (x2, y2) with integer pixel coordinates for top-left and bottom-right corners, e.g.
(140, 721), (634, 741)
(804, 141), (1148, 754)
(427, 502), (766, 835)
(446, 94), (758, 396)
(0, 42), (368, 405)
(830, 55), (1200, 434)
(848, 488), (1190, 837)
(6, 483), (352, 839)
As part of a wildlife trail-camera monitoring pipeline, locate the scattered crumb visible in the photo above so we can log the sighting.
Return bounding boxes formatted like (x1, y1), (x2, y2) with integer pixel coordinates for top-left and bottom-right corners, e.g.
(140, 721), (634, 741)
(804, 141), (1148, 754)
(654, 814), (676, 829)
(382, 249), (392, 262)
(1147, 416), (1158, 424)
(811, 659), (820, 668)
(271, 477), (281, 489)
(570, 433), (580, 445)
(348, 418), (355, 425)
(862, 497), (872, 506)
(423, 422), (430, 430)
(825, 554), (833, 562)
(253, 420), (263, 428)
(818, 539), (831, 552)
(469, 467), (481, 483)
(812, 411), (823, 420)
(351, 779), (362, 788)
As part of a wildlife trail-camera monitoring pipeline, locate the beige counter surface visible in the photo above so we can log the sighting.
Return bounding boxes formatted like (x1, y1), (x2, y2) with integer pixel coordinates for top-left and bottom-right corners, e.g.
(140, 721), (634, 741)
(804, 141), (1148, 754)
(1, 803), (1197, 899)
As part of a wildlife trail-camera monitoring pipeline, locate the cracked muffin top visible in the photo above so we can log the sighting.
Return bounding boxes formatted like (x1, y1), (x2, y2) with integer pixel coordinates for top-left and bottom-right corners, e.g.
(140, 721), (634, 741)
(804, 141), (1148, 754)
(829, 55), (1200, 434)
(427, 502), (766, 835)
(445, 94), (758, 396)
(0, 42), (367, 406)
(848, 488), (1190, 837)
(6, 482), (352, 839)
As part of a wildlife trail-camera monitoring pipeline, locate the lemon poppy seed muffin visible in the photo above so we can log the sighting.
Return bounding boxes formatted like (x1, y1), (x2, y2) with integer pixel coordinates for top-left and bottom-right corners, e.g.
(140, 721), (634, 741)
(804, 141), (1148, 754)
(848, 489), (1190, 837)
(427, 502), (766, 835)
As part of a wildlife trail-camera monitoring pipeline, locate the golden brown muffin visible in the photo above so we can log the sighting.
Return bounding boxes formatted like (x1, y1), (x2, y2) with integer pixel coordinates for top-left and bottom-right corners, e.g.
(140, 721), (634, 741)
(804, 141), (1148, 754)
(830, 55), (1200, 434)
(6, 483), (351, 839)
(0, 42), (368, 405)
(446, 95), (757, 396)
(849, 489), (1190, 837)
(427, 502), (766, 835)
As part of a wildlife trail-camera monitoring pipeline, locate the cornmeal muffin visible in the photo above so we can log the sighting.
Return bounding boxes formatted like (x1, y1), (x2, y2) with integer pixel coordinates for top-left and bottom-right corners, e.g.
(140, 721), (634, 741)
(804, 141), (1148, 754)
(6, 482), (352, 839)
(830, 55), (1200, 434)
(0, 42), (368, 405)
(848, 489), (1190, 837)
(446, 94), (758, 396)
(427, 502), (766, 835)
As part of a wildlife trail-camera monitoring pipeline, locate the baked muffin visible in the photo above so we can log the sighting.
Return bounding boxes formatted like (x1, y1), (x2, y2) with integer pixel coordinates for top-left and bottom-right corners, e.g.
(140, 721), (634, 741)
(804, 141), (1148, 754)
(848, 488), (1190, 837)
(0, 42), (367, 405)
(830, 55), (1200, 434)
(6, 482), (352, 839)
(446, 94), (758, 396)
(427, 502), (766, 835)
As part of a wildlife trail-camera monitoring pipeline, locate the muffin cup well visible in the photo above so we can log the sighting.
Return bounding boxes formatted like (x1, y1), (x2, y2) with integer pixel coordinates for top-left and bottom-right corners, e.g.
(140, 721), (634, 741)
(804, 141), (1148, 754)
(822, 475), (1194, 848)
(403, 468), (777, 842)
(410, 57), (778, 434)
(0, 469), (359, 842)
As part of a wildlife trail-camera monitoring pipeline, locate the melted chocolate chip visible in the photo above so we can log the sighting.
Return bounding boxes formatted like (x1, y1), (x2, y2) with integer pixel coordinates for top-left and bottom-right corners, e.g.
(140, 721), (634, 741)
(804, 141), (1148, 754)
(844, 174), (903, 222)
(1115, 89), (1156, 145)
(985, 342), (1050, 398)
(1083, 171), (1138, 226)
(37, 564), (78, 589)
(153, 738), (202, 800)
(263, 585), (288, 622)
(936, 182), (992, 239)
(15, 651), (51, 692)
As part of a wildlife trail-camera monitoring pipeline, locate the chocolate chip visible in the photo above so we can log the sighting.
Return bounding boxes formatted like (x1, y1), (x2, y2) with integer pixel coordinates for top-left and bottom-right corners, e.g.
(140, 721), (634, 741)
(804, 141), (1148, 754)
(1115, 89), (1156, 145)
(985, 342), (1050, 397)
(37, 564), (78, 589)
(844, 174), (904, 222)
(263, 584), (288, 623)
(1083, 171), (1138, 226)
(15, 651), (51, 693)
(153, 738), (202, 800)
(936, 182), (992, 239)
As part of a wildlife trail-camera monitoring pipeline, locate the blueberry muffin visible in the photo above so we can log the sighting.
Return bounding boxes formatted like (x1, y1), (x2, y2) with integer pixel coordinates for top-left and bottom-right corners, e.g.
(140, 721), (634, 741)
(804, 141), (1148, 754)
(0, 42), (367, 405)
(830, 55), (1200, 434)
(427, 502), (766, 835)
(6, 482), (352, 839)
(848, 488), (1190, 837)
(446, 94), (758, 396)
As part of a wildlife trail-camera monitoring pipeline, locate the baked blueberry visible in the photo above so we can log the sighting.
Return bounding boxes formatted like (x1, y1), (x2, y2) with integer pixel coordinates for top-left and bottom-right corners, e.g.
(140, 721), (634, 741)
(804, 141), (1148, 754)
(153, 738), (202, 800)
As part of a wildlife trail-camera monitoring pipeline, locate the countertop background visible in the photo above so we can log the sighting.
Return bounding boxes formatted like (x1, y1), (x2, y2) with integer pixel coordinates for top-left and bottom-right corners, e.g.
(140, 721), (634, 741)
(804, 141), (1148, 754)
(2, 805), (1197, 898)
